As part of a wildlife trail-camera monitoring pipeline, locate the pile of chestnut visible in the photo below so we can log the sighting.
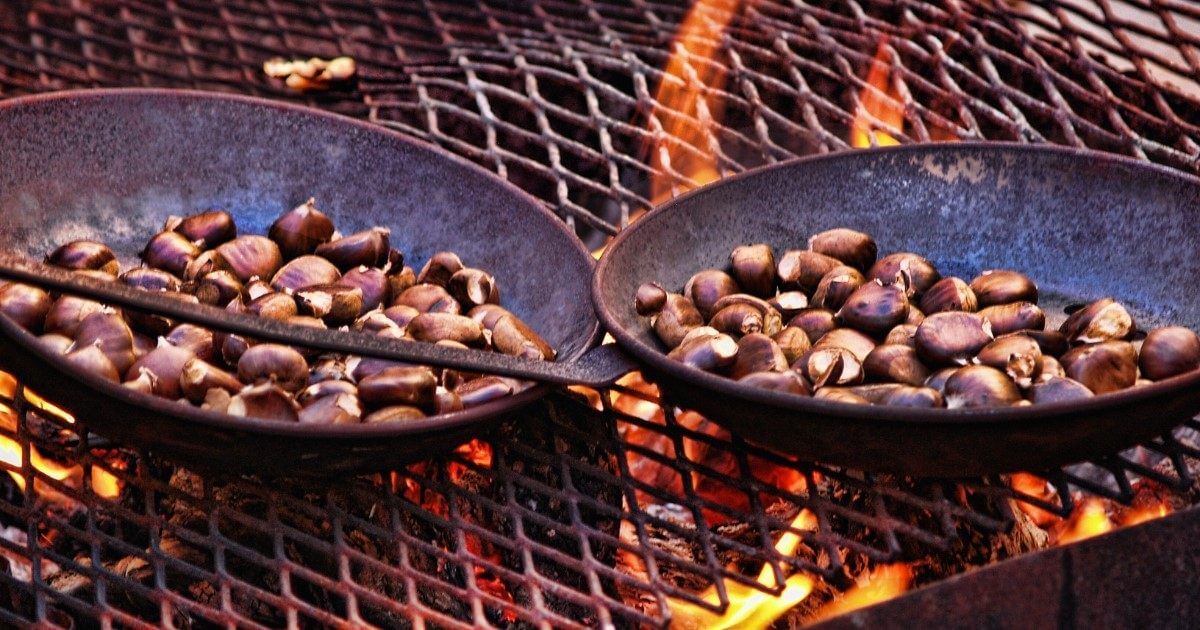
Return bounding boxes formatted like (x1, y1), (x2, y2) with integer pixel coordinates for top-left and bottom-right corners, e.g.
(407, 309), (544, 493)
(0, 200), (554, 423)
(636, 228), (1200, 408)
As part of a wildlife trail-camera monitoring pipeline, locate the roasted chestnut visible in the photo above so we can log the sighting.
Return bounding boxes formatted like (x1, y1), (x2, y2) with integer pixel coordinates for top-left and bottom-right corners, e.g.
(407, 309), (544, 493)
(1060, 341), (1138, 394)
(667, 330), (739, 372)
(140, 231), (201, 276)
(969, 270), (1038, 307)
(808, 228), (877, 271)
(44, 295), (105, 337)
(943, 365), (1022, 408)
(776, 250), (841, 294)
(813, 387), (869, 404)
(710, 294), (783, 336)
(812, 328), (877, 363)
(216, 235), (284, 282)
(37, 333), (74, 355)
(924, 367), (957, 394)
(635, 282), (668, 316)
(316, 228), (391, 271)
(867, 253), (940, 297)
(767, 292), (809, 321)
(416, 251), (464, 287)
(64, 344), (120, 383)
(358, 367), (437, 409)
(237, 344), (309, 392)
(880, 385), (944, 408)
(1060, 298), (1134, 345)
(383, 304), (421, 329)
(299, 392), (362, 425)
(120, 268), (181, 293)
(884, 324), (918, 348)
(492, 315), (555, 360)
(227, 383), (300, 421)
(919, 277), (977, 314)
(269, 198), (335, 258)
(0, 283), (52, 332)
(46, 240), (119, 275)
(394, 283), (461, 314)
(271, 255), (342, 292)
(863, 344), (930, 386)
(387, 265), (418, 298)
(914, 312), (993, 367)
(75, 311), (136, 374)
(811, 265), (865, 311)
(787, 308), (837, 345)
(684, 269), (740, 320)
(710, 303), (765, 337)
(173, 209), (237, 248)
(729, 333), (787, 379)
(653, 294), (704, 349)
(975, 335), (1043, 388)
(1029, 376), (1094, 404)
(294, 284), (364, 326)
(836, 280), (909, 335)
(447, 268), (498, 310)
(797, 347), (864, 388)
(180, 358), (243, 404)
(407, 312), (486, 347)
(1138, 326), (1200, 380)
(364, 405), (426, 423)
(738, 370), (809, 394)
(1040, 355), (1066, 380)
(978, 302), (1046, 336)
(247, 291), (299, 321)
(124, 341), (195, 399)
(729, 244), (776, 297)
(772, 326), (812, 365)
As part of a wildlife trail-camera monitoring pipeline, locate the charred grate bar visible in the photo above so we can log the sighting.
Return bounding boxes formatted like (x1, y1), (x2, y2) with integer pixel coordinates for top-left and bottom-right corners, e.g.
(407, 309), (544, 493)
(0, 0), (1198, 627)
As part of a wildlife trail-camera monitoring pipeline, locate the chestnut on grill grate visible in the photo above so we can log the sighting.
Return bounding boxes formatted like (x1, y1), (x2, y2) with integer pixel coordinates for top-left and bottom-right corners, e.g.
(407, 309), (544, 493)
(4, 200), (555, 424)
(637, 228), (1200, 409)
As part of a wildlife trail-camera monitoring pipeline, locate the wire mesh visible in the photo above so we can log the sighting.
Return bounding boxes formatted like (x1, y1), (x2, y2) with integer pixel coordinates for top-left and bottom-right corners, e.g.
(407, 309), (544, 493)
(0, 0), (1199, 627)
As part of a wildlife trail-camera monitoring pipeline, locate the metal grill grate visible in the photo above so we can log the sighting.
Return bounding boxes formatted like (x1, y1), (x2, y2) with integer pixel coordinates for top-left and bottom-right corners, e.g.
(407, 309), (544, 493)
(0, 0), (1199, 627)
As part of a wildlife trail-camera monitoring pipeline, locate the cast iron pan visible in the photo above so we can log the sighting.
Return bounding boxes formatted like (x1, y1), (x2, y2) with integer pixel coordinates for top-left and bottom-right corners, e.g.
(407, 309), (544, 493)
(594, 143), (1200, 477)
(0, 89), (604, 475)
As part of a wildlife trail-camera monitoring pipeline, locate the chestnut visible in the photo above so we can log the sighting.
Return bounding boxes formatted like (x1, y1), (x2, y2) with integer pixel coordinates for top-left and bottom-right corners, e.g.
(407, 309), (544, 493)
(183, 249), (231, 282)
(354, 311), (403, 335)
(919, 277), (977, 314)
(340, 266), (391, 313)
(812, 328), (876, 363)
(710, 294), (783, 336)
(383, 304), (421, 329)
(1040, 355), (1066, 380)
(64, 344), (120, 383)
(710, 303), (765, 337)
(978, 302), (1046, 336)
(811, 265), (865, 311)
(1060, 298), (1134, 345)
(772, 326), (812, 365)
(924, 367), (957, 394)
(37, 333), (74, 355)
(166, 323), (215, 362)
(434, 387), (464, 414)
(456, 376), (516, 408)
(447, 268), (498, 310)
(767, 292), (809, 321)
(269, 198), (335, 259)
(44, 295), (105, 337)
(787, 308), (837, 345)
(46, 240), (119, 275)
(776, 250), (841, 294)
(295, 284), (364, 326)
(316, 228), (391, 271)
(863, 344), (930, 386)
(797, 347), (864, 388)
(0, 283), (52, 332)
(180, 358), (243, 404)
(359, 366), (437, 409)
(880, 385), (944, 408)
(364, 405), (426, 423)
(684, 269), (739, 320)
(125, 341), (195, 399)
(668, 331), (739, 372)
(227, 383), (300, 422)
(836, 280), (909, 335)
(393, 283), (461, 314)
(416, 251), (464, 287)
(813, 387), (869, 405)
(1024, 330), (1070, 358)
(299, 379), (358, 404)
(976, 335), (1043, 388)
(299, 392), (362, 425)
(905, 306), (926, 326)
(808, 228), (877, 271)
(247, 291), (299, 321)
(738, 370), (809, 395)
(75, 311), (136, 374)
(943, 365), (1022, 408)
(969, 270), (1038, 307)
(216, 235), (283, 282)
(492, 315), (555, 360)
(915, 312), (993, 367)
(1061, 341), (1138, 394)
(1138, 326), (1200, 380)
(271, 255), (342, 292)
(245, 278), (274, 301)
(407, 312), (486, 347)
(653, 294), (704, 349)
(140, 231), (201, 276)
(729, 244), (776, 297)
(868, 253), (940, 298)
(173, 209), (237, 248)
(237, 344), (309, 392)
(635, 282), (668, 316)
(120, 268), (181, 293)
(387, 265), (418, 297)
(884, 324), (918, 348)
(729, 333), (788, 379)
(1029, 376), (1094, 404)
(195, 270), (244, 306)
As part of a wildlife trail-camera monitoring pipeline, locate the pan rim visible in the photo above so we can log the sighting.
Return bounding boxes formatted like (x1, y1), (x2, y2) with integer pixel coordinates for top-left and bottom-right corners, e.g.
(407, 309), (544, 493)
(0, 87), (604, 439)
(593, 141), (1200, 426)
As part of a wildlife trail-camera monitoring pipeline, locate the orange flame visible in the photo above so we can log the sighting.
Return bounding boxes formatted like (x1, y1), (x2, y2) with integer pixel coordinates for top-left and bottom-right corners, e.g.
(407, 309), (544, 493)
(812, 564), (914, 622)
(668, 510), (817, 629)
(850, 37), (904, 148)
(1053, 497), (1172, 546)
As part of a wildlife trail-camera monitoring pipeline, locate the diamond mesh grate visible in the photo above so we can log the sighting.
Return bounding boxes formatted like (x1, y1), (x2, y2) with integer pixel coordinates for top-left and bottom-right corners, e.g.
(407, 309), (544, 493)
(0, 0), (1199, 627)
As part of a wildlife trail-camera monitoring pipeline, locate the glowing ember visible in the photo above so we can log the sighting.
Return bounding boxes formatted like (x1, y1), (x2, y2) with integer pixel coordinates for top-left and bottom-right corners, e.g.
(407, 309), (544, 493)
(667, 510), (817, 629)
(850, 37), (904, 148)
(812, 564), (913, 622)
(1008, 472), (1061, 527)
(1054, 498), (1113, 545)
(1122, 501), (1170, 527)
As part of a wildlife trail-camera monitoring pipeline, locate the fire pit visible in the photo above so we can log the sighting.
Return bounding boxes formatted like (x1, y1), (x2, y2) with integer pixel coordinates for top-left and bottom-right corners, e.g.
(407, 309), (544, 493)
(1, 0), (1198, 627)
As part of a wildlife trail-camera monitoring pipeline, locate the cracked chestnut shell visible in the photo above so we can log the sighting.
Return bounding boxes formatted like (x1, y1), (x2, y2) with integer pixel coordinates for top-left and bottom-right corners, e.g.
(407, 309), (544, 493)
(919, 277), (977, 314)
(808, 228), (877, 271)
(944, 365), (1022, 408)
(457, 376), (518, 408)
(417, 251), (464, 287)
(1138, 326), (1200, 380)
(295, 284), (364, 326)
(667, 330), (739, 372)
(914, 312), (993, 367)
(195, 269), (244, 307)
(729, 244), (776, 297)
(75, 311), (136, 374)
(969, 270), (1038, 307)
(797, 347), (864, 388)
(867, 253), (940, 298)
(837, 280), (909, 335)
(812, 328), (876, 363)
(1060, 298), (1135, 345)
(978, 302), (1046, 336)
(767, 292), (809, 321)
(976, 335), (1043, 388)
(46, 240), (119, 275)
(710, 294), (782, 336)
(1061, 341), (1138, 394)
(811, 265), (865, 311)
(447, 268), (498, 310)
(684, 269), (739, 320)
(180, 358), (243, 404)
(710, 303), (765, 337)
(776, 250), (841, 294)
(299, 392), (363, 425)
(173, 209), (237, 248)
(227, 383), (300, 422)
(269, 198), (335, 259)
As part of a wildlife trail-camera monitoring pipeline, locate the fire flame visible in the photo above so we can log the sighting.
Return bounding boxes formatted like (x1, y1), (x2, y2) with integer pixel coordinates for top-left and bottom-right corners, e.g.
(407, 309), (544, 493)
(850, 37), (904, 148)
(1053, 497), (1172, 546)
(812, 564), (914, 622)
(668, 510), (817, 629)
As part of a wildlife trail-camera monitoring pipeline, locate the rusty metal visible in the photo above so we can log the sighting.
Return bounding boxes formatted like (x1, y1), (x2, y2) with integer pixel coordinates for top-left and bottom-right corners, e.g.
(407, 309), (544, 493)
(0, 0), (1198, 627)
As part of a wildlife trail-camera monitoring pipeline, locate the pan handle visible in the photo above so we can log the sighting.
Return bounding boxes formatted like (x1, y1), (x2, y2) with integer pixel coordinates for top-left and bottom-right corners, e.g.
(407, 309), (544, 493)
(0, 254), (636, 388)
